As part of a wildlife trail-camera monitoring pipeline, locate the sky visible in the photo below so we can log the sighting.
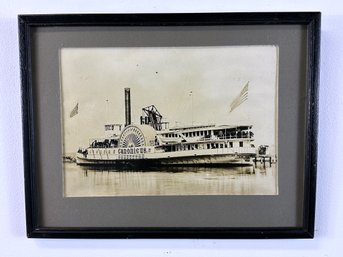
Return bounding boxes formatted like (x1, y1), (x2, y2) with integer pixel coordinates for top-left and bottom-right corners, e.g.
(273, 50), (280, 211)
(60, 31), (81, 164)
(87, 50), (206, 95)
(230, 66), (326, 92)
(60, 46), (278, 154)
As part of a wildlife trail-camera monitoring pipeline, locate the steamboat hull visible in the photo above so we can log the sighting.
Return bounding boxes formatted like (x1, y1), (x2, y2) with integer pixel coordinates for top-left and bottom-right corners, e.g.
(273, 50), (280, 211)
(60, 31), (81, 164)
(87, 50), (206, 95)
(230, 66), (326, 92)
(76, 153), (254, 168)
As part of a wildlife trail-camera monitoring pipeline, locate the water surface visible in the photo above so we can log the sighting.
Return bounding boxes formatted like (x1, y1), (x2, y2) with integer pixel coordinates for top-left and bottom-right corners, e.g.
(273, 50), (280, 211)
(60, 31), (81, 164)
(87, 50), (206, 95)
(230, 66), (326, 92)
(64, 162), (278, 197)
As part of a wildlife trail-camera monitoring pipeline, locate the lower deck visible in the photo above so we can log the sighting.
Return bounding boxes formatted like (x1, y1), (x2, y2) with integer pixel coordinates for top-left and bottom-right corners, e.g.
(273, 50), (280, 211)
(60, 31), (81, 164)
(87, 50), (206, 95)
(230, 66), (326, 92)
(76, 146), (256, 167)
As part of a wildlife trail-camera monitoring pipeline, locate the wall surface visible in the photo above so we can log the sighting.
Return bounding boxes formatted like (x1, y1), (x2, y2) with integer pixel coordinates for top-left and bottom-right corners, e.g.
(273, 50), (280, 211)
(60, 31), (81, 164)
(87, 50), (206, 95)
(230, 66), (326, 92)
(0, 1), (342, 256)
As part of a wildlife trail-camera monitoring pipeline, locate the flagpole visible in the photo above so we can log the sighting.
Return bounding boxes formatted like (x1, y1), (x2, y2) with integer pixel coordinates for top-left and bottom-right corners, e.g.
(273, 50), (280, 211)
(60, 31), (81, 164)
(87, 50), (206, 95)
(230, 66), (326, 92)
(191, 92), (193, 125)
(106, 99), (109, 123)
(189, 91), (193, 125)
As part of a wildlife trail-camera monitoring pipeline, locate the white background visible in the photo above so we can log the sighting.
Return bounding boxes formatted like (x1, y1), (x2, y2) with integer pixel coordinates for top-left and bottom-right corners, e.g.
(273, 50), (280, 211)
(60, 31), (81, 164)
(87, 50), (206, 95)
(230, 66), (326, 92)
(0, 1), (342, 256)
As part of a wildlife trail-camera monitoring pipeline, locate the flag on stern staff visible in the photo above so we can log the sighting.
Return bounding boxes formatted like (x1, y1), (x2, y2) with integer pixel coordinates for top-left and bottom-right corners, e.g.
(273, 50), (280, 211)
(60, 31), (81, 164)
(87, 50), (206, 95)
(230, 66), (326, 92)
(69, 103), (78, 118)
(229, 82), (249, 113)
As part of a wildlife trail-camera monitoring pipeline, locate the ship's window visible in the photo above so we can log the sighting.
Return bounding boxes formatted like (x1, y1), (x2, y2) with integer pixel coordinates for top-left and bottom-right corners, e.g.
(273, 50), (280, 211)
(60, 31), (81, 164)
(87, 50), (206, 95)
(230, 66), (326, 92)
(229, 142), (233, 148)
(216, 143), (219, 148)
(220, 144), (223, 148)
(239, 141), (243, 147)
(188, 145), (191, 150)
(207, 144), (211, 149)
(197, 131), (200, 136)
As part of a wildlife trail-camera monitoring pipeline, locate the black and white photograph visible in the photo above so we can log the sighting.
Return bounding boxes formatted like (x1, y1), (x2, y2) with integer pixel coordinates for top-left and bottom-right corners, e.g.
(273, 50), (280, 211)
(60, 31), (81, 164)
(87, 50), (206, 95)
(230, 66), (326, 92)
(60, 46), (279, 197)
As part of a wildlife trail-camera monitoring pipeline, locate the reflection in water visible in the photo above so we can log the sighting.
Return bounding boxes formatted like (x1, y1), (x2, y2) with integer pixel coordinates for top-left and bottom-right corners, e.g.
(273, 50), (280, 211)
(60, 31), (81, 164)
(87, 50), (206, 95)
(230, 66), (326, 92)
(63, 163), (278, 197)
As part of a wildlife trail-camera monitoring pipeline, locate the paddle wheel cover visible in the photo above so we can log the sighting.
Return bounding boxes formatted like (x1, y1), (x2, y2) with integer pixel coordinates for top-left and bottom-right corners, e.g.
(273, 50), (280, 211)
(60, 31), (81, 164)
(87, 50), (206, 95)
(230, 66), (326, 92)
(118, 125), (156, 147)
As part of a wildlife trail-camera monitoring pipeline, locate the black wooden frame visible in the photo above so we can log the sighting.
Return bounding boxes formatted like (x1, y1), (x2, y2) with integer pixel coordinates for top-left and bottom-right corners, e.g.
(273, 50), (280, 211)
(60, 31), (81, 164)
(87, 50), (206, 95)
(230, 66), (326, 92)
(19, 12), (321, 239)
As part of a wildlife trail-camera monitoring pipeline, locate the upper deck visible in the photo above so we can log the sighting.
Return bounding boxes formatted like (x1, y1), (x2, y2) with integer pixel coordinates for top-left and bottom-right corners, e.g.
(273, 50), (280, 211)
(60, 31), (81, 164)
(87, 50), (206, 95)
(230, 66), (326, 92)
(157, 124), (254, 143)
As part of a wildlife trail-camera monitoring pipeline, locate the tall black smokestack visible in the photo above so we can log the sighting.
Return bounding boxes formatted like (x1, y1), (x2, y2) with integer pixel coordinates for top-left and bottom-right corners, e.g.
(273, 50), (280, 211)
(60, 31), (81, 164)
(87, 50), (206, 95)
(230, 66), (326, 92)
(124, 88), (131, 126)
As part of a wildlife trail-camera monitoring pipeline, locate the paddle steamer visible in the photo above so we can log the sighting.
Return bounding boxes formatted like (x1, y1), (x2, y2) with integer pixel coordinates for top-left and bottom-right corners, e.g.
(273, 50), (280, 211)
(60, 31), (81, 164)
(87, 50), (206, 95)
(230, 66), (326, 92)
(76, 88), (256, 167)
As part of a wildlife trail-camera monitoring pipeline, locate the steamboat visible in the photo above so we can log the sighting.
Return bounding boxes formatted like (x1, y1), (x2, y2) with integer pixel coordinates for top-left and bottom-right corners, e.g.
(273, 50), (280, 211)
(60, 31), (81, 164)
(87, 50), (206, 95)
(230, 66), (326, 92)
(76, 88), (256, 167)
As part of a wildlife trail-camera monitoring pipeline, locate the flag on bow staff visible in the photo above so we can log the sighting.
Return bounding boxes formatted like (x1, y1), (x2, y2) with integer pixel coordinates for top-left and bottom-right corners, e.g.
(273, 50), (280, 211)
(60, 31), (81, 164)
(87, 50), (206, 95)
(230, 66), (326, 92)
(70, 103), (78, 118)
(230, 82), (249, 112)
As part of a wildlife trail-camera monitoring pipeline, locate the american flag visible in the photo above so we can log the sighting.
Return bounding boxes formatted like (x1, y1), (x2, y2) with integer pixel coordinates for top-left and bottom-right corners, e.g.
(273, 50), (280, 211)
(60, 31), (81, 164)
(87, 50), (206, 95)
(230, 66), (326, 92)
(69, 103), (78, 118)
(230, 82), (249, 112)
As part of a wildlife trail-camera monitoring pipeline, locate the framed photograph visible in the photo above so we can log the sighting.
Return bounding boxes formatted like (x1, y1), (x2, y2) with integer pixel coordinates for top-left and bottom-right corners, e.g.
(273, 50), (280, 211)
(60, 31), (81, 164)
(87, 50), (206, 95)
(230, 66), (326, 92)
(19, 12), (320, 239)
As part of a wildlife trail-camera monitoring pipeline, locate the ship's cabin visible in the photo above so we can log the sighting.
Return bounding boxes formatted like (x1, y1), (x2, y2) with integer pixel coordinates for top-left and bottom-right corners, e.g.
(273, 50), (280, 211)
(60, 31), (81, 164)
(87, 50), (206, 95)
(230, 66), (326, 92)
(159, 125), (254, 142)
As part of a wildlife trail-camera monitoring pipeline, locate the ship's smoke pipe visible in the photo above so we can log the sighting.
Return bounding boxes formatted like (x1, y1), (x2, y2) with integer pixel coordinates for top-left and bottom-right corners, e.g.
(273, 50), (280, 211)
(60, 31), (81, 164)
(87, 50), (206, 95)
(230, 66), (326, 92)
(124, 88), (131, 126)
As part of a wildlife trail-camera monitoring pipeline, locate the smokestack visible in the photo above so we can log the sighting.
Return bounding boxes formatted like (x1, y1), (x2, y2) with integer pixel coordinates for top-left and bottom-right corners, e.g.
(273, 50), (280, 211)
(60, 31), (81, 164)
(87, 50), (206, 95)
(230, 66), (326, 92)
(124, 88), (131, 126)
